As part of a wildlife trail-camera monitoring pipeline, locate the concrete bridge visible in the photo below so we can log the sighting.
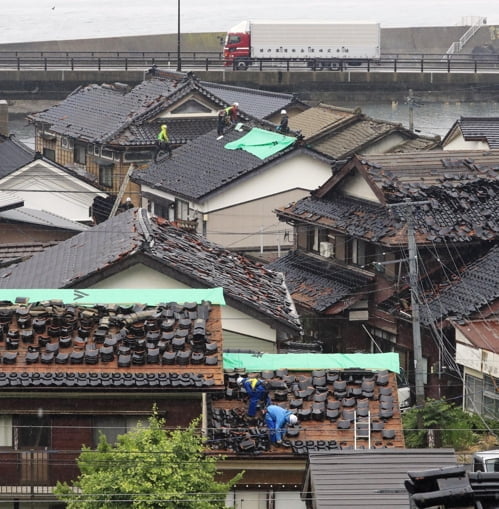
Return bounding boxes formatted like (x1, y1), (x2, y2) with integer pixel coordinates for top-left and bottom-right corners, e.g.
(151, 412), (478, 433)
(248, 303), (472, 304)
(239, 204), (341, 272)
(2, 23), (499, 104)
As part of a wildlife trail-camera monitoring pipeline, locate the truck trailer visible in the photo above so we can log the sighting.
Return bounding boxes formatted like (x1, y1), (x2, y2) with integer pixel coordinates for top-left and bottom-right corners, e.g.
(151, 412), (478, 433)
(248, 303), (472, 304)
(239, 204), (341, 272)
(224, 20), (381, 70)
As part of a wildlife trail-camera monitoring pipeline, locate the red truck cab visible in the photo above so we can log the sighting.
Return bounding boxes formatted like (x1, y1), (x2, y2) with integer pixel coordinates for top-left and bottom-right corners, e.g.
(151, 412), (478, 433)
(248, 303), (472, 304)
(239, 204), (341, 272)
(223, 21), (251, 68)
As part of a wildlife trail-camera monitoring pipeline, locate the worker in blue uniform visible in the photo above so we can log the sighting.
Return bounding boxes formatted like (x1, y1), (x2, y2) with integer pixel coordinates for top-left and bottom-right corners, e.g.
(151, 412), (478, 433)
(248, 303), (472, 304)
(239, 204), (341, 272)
(263, 405), (298, 444)
(237, 376), (271, 418)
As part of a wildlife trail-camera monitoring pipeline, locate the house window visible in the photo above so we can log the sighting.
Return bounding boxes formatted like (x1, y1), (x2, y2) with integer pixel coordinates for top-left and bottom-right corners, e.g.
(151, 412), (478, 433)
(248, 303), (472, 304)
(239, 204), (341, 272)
(306, 227), (328, 253)
(94, 416), (147, 445)
(124, 150), (154, 162)
(61, 136), (73, 149)
(101, 147), (114, 160)
(175, 199), (189, 220)
(345, 237), (376, 267)
(74, 142), (87, 165)
(16, 415), (51, 449)
(464, 373), (483, 415)
(99, 164), (114, 188)
(0, 416), (12, 447)
(43, 148), (56, 161)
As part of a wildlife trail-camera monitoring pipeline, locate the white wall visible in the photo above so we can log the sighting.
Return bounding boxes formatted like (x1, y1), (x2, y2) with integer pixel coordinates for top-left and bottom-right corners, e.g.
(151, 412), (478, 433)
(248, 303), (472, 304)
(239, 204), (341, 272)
(443, 135), (489, 151)
(203, 155), (332, 212)
(0, 161), (102, 222)
(338, 169), (380, 202)
(226, 490), (306, 509)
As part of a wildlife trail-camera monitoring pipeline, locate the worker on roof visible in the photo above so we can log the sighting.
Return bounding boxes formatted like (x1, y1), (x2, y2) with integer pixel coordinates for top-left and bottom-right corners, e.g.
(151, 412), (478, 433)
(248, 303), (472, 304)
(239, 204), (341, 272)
(237, 375), (271, 419)
(154, 123), (172, 162)
(217, 109), (226, 137)
(224, 102), (239, 125)
(276, 109), (289, 134)
(263, 405), (298, 445)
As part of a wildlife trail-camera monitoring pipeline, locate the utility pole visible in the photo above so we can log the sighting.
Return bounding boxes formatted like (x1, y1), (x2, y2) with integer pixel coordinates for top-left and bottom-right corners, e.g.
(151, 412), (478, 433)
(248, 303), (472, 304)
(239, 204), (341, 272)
(389, 199), (428, 408)
(176, 0), (181, 72)
(405, 88), (423, 133)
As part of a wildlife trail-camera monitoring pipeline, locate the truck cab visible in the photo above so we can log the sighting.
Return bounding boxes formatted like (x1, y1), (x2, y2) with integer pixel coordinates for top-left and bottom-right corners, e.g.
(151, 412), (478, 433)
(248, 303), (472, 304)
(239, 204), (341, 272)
(472, 450), (499, 472)
(223, 21), (251, 69)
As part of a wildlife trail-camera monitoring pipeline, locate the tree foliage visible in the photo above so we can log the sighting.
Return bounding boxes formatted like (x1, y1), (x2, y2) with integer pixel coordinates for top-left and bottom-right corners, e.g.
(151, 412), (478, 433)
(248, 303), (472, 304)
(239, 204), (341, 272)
(402, 398), (479, 449)
(55, 410), (243, 508)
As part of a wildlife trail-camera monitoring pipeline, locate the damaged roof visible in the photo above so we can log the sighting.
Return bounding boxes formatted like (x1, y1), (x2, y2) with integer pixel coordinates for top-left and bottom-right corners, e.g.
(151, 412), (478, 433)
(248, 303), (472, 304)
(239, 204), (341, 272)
(454, 319), (499, 354)
(0, 298), (225, 391)
(28, 70), (302, 147)
(268, 250), (374, 313)
(0, 208), (301, 333)
(277, 151), (499, 246)
(208, 367), (405, 458)
(422, 244), (499, 325)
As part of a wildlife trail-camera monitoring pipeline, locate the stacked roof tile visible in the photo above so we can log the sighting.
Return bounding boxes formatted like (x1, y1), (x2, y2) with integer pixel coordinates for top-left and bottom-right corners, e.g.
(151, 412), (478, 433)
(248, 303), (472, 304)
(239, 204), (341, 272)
(0, 209), (301, 333)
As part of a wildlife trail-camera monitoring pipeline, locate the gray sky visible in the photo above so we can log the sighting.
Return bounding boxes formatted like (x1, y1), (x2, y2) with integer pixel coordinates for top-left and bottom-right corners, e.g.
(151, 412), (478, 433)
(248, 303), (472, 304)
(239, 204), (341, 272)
(2, 0), (498, 43)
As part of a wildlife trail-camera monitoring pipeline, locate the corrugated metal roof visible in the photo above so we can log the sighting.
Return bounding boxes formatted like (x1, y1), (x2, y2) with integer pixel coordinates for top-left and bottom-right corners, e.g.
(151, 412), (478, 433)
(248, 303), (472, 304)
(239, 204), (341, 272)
(0, 207), (90, 231)
(304, 449), (457, 509)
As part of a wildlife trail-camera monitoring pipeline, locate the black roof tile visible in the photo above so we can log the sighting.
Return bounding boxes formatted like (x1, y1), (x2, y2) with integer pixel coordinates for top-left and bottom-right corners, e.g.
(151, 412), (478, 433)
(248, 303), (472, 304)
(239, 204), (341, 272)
(422, 244), (499, 324)
(268, 250), (374, 313)
(0, 134), (35, 178)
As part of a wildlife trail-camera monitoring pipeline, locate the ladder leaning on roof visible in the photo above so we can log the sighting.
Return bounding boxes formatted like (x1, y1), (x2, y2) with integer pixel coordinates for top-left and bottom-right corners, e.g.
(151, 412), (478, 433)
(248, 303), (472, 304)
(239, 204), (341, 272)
(354, 410), (371, 450)
(109, 163), (136, 217)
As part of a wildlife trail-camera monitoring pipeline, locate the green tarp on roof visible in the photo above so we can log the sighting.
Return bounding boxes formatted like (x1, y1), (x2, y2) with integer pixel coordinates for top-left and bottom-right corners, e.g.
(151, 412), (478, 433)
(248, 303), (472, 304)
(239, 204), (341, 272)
(223, 352), (400, 373)
(0, 288), (226, 306)
(224, 127), (295, 159)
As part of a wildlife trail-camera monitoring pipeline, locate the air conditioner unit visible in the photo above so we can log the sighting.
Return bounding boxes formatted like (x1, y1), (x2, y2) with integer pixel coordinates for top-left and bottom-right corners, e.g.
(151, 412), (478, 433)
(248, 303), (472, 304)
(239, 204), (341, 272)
(319, 241), (334, 258)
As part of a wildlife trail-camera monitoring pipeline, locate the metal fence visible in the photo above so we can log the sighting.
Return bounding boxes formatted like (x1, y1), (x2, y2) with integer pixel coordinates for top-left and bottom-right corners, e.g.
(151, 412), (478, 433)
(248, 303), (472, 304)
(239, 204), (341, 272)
(0, 51), (498, 72)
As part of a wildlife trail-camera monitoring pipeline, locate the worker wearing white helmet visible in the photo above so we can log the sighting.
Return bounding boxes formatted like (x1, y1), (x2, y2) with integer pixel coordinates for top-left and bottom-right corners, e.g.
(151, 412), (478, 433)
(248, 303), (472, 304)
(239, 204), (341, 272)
(276, 109), (289, 134)
(263, 405), (298, 445)
(224, 102), (240, 124)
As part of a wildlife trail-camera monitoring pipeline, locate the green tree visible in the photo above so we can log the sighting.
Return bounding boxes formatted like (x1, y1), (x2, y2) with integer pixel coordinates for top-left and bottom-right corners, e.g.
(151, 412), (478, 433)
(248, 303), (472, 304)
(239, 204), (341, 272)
(402, 398), (478, 449)
(55, 410), (243, 508)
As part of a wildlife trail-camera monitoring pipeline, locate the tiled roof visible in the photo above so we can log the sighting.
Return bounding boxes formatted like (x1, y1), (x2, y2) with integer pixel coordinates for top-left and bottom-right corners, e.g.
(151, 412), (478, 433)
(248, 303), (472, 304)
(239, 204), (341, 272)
(278, 151), (499, 245)
(0, 207), (90, 231)
(0, 209), (301, 333)
(0, 134), (35, 178)
(277, 194), (396, 244)
(200, 80), (300, 120)
(305, 449), (457, 509)
(0, 242), (56, 268)
(288, 103), (356, 139)
(0, 299), (224, 391)
(207, 368), (405, 457)
(422, 244), (499, 325)
(456, 117), (499, 149)
(131, 125), (310, 201)
(29, 71), (302, 147)
(268, 250), (374, 313)
(120, 117), (218, 145)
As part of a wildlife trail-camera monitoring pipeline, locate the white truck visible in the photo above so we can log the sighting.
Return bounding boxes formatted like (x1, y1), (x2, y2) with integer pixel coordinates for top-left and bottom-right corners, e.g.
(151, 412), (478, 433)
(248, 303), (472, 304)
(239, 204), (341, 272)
(223, 20), (381, 70)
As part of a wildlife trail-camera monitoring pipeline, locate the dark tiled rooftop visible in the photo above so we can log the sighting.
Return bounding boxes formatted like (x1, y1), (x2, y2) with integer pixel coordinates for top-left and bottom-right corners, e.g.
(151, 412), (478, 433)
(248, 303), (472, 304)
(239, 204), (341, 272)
(278, 152), (499, 245)
(132, 126), (301, 200)
(0, 300), (224, 390)
(0, 242), (57, 268)
(0, 134), (35, 178)
(29, 72), (301, 147)
(457, 117), (499, 149)
(422, 244), (499, 325)
(207, 368), (404, 457)
(0, 209), (301, 333)
(268, 250), (374, 313)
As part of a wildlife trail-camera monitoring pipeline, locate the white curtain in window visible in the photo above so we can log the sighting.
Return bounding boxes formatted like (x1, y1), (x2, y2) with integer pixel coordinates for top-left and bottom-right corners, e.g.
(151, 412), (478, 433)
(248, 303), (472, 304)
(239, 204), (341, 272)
(0, 416), (12, 446)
